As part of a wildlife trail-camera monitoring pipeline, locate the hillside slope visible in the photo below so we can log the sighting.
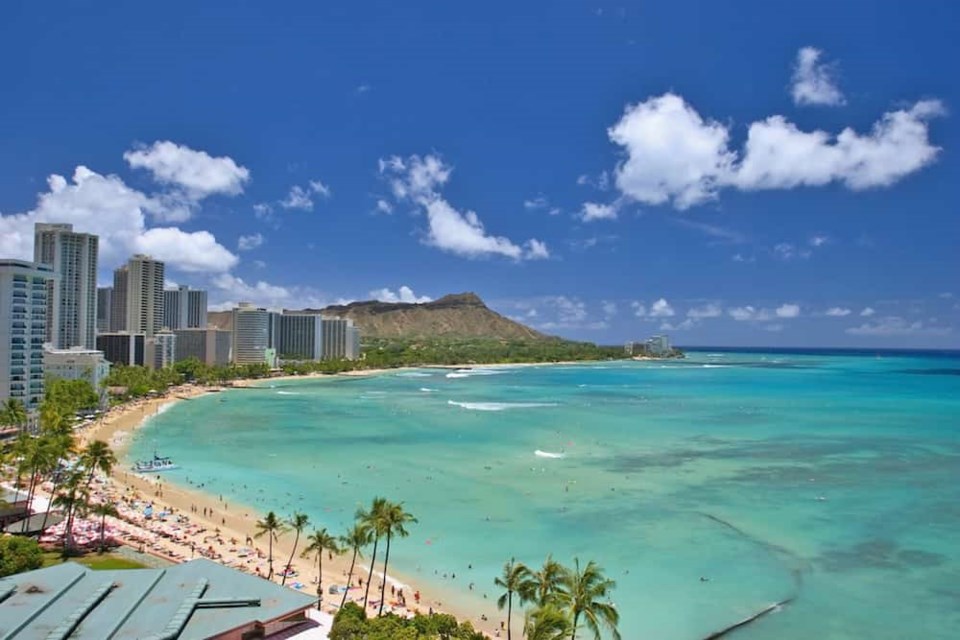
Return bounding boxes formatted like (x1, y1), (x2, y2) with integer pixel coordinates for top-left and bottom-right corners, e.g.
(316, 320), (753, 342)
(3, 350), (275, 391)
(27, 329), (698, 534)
(305, 292), (550, 340)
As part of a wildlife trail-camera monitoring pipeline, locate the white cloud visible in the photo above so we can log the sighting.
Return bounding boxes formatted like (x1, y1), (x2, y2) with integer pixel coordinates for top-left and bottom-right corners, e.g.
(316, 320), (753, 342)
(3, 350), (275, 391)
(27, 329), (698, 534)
(547, 207), (561, 216)
(776, 303), (801, 318)
(660, 318), (696, 331)
(791, 47), (845, 107)
(209, 273), (339, 311)
(0, 165), (237, 274)
(602, 301), (618, 318)
(773, 243), (811, 261)
(609, 93), (735, 209)
(732, 253), (755, 263)
(729, 306), (760, 322)
(369, 286), (432, 304)
(253, 260), (266, 269)
(674, 218), (746, 244)
(524, 195), (548, 210)
(580, 202), (619, 222)
(375, 199), (394, 214)
(826, 307), (852, 317)
(380, 154), (548, 261)
(356, 84), (371, 94)
(605, 93), (944, 209)
(253, 203), (274, 220)
(649, 298), (675, 317)
(124, 140), (249, 199)
(809, 235), (830, 247)
(631, 301), (646, 317)
(687, 303), (722, 318)
(278, 180), (332, 211)
(237, 233), (264, 251)
(846, 316), (951, 337)
(576, 171), (610, 191)
(860, 307), (876, 317)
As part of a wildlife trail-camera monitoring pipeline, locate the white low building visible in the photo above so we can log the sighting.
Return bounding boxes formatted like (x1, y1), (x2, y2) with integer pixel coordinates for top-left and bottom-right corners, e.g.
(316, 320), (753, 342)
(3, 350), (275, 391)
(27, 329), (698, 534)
(43, 345), (110, 391)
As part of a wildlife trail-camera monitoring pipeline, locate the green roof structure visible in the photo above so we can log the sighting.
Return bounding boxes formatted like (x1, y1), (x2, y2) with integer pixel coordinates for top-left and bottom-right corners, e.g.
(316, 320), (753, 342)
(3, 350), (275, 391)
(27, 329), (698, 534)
(0, 558), (316, 639)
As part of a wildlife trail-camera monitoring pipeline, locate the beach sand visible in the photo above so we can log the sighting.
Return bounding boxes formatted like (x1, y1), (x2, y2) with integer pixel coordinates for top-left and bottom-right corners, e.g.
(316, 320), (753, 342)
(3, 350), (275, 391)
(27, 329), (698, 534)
(81, 380), (506, 638)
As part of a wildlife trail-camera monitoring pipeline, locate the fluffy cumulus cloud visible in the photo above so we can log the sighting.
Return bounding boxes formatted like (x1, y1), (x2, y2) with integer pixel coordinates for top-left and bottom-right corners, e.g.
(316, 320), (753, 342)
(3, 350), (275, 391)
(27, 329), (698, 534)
(776, 303), (801, 318)
(237, 233), (264, 251)
(826, 307), (852, 317)
(124, 140), (250, 199)
(379, 154), (548, 260)
(860, 307), (876, 317)
(209, 273), (344, 311)
(649, 298), (675, 317)
(0, 164), (238, 273)
(846, 316), (951, 337)
(631, 301), (646, 317)
(369, 286), (432, 304)
(603, 93), (944, 210)
(580, 202), (619, 222)
(791, 47), (845, 107)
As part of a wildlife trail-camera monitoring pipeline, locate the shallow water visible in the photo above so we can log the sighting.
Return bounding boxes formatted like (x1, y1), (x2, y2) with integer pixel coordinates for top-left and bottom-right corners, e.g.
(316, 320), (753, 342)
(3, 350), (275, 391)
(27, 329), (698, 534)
(129, 350), (960, 639)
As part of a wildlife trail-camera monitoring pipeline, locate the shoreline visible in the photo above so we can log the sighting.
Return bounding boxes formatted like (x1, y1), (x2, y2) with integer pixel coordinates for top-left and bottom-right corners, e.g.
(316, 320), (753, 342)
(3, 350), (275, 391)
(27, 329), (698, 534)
(82, 375), (513, 637)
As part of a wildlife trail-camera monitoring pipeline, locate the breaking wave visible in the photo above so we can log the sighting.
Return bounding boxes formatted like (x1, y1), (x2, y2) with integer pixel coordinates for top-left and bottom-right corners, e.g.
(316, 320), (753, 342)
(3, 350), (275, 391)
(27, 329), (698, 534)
(448, 400), (557, 411)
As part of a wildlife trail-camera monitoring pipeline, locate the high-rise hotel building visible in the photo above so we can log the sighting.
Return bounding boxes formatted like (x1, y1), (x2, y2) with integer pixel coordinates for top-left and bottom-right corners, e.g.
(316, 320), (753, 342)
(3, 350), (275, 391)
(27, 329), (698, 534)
(33, 223), (98, 349)
(163, 286), (207, 330)
(113, 255), (164, 337)
(0, 260), (55, 409)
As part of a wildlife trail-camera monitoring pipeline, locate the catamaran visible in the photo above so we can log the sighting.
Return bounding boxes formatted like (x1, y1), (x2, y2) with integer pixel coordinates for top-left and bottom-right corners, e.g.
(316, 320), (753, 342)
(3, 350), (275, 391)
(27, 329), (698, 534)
(132, 452), (179, 473)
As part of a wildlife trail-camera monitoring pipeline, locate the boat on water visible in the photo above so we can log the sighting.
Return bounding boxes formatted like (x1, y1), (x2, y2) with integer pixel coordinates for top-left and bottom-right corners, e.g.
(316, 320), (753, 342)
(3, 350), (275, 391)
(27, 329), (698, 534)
(132, 453), (179, 473)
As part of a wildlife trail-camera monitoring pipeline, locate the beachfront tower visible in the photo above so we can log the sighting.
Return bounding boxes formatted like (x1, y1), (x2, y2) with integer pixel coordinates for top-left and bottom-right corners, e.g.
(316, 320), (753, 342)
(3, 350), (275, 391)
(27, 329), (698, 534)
(33, 223), (99, 349)
(163, 285), (208, 330)
(0, 260), (55, 410)
(115, 255), (165, 337)
(96, 287), (112, 332)
(232, 303), (271, 365)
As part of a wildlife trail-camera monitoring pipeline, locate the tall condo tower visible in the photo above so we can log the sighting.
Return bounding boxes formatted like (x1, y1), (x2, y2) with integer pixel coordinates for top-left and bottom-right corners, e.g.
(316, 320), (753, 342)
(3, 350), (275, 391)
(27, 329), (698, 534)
(163, 286), (208, 329)
(0, 260), (55, 410)
(114, 255), (165, 337)
(33, 223), (98, 349)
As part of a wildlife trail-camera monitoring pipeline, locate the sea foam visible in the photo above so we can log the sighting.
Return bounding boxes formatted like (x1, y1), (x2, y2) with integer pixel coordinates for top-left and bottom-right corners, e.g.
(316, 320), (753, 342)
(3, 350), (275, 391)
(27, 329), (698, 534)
(448, 400), (557, 411)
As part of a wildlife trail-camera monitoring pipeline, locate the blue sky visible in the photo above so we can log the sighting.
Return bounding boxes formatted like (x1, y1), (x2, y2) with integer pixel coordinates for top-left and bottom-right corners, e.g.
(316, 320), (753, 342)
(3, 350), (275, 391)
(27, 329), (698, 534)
(1, 1), (957, 348)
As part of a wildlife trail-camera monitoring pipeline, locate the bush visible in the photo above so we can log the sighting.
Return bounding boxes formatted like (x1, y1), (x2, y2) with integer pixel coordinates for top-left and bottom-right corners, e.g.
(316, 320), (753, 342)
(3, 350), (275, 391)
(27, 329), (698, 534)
(329, 602), (484, 640)
(0, 535), (43, 577)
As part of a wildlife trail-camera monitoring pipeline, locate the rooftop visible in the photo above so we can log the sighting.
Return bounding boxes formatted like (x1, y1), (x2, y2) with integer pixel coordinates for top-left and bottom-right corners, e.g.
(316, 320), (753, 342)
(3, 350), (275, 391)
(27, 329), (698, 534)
(0, 558), (316, 639)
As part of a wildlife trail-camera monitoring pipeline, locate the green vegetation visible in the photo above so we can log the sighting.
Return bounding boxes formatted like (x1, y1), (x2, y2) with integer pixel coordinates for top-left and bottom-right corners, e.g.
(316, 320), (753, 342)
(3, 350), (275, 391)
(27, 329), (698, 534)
(0, 536), (43, 577)
(254, 510), (286, 581)
(494, 556), (621, 640)
(331, 602), (485, 640)
(41, 551), (147, 570)
(0, 398), (28, 431)
(44, 378), (99, 415)
(302, 528), (343, 608)
(104, 360), (271, 400)
(362, 338), (624, 368)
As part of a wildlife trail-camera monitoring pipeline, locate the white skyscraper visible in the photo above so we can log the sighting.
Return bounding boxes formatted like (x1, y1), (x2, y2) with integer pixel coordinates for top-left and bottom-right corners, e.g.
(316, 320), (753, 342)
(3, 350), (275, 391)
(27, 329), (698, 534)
(33, 223), (98, 349)
(232, 303), (271, 365)
(0, 260), (55, 411)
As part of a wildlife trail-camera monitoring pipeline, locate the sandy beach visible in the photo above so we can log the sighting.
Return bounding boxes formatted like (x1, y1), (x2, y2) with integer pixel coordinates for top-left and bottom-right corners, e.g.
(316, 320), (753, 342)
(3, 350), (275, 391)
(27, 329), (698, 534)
(79, 377), (508, 638)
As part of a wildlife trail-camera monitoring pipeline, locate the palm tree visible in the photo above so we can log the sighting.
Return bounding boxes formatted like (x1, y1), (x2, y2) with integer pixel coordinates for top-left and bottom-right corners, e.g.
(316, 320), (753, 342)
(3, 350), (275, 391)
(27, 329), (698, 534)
(80, 440), (116, 487)
(377, 501), (417, 616)
(302, 528), (342, 608)
(495, 558), (533, 640)
(358, 496), (388, 609)
(339, 522), (372, 610)
(556, 558), (620, 640)
(524, 605), (573, 640)
(52, 470), (90, 556)
(254, 511), (286, 580)
(38, 429), (78, 537)
(524, 555), (567, 607)
(2, 398), (27, 433)
(282, 512), (310, 586)
(89, 501), (119, 553)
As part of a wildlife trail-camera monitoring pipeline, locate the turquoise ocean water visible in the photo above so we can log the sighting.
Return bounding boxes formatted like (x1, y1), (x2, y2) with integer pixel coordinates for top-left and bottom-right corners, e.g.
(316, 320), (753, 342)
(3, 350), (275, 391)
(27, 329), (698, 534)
(128, 350), (960, 639)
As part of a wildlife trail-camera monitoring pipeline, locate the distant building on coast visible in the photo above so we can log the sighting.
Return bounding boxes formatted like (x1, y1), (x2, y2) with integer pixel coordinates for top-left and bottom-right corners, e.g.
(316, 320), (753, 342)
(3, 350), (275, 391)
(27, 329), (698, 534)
(163, 285), (208, 330)
(278, 313), (324, 360)
(0, 260), (54, 410)
(96, 332), (146, 367)
(626, 334), (674, 357)
(43, 345), (110, 392)
(232, 303), (277, 367)
(320, 316), (360, 360)
(146, 329), (177, 370)
(33, 223), (98, 350)
(174, 327), (233, 366)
